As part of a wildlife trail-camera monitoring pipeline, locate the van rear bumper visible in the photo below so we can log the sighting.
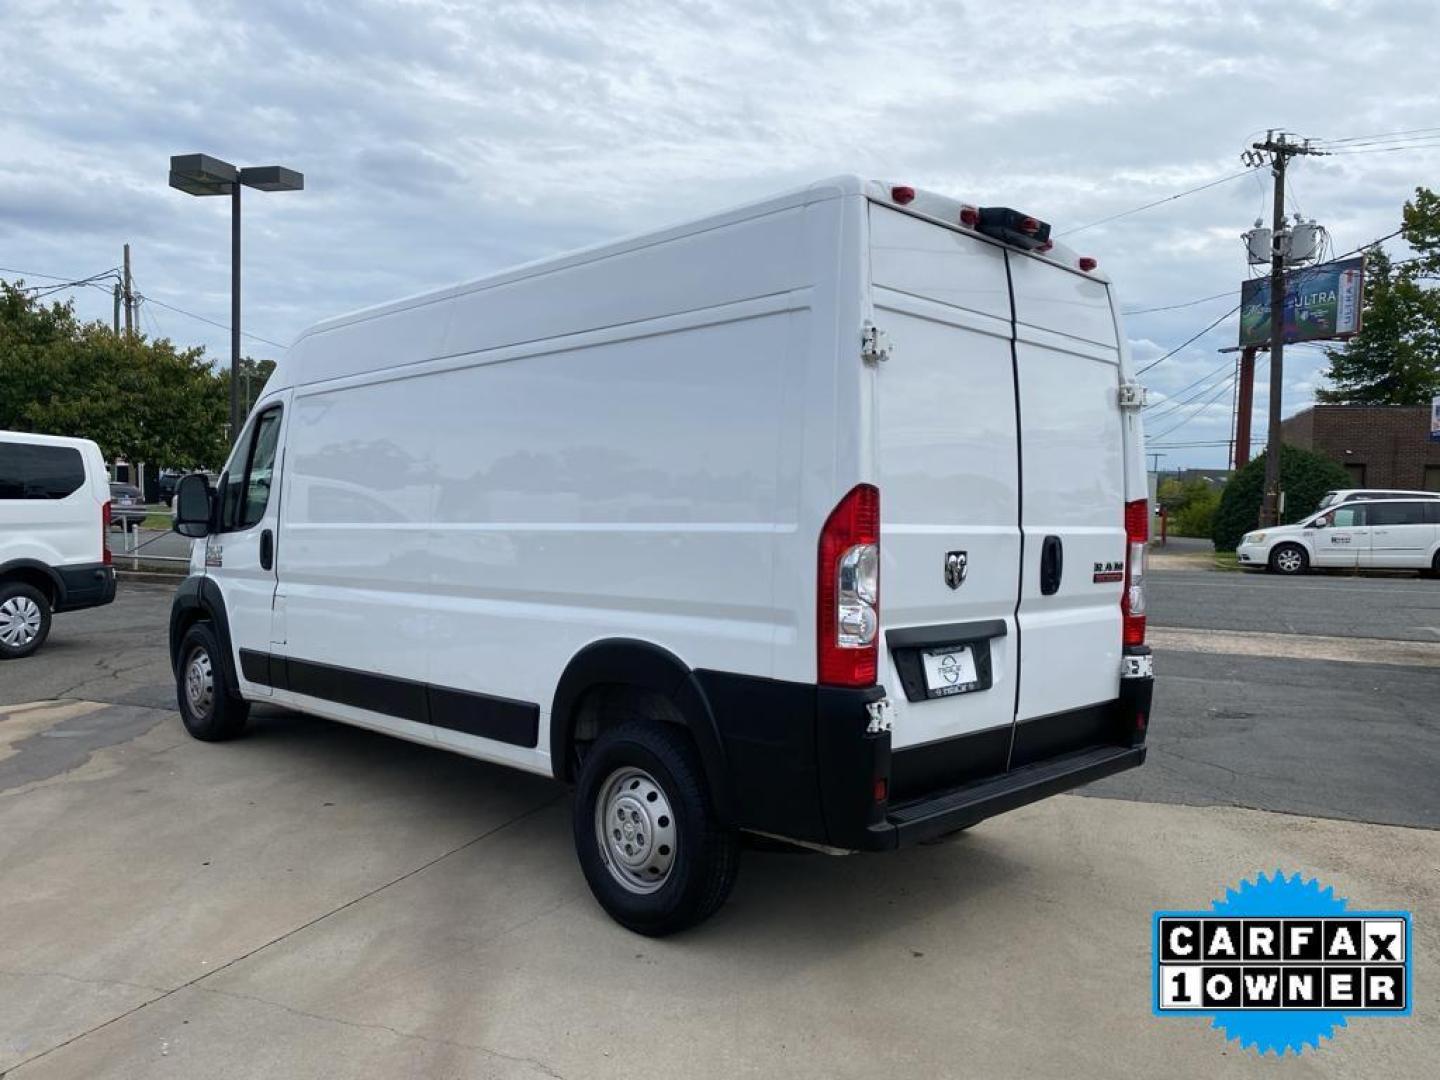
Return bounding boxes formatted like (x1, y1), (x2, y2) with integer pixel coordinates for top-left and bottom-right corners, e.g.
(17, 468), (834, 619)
(54, 562), (116, 613)
(698, 658), (1152, 853)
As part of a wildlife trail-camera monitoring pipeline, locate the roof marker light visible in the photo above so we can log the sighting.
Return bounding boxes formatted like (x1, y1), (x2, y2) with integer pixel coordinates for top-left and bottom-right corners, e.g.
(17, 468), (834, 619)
(959, 205), (979, 228)
(1018, 216), (1040, 234)
(1078, 256), (1098, 272)
(891, 185), (915, 205)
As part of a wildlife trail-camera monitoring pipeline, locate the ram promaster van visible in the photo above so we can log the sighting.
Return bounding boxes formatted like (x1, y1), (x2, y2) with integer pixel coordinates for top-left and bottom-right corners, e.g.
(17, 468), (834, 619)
(169, 177), (1154, 934)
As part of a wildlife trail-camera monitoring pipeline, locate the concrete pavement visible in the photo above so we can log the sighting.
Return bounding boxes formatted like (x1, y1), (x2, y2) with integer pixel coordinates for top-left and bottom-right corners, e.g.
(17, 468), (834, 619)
(1, 697), (1436, 1079)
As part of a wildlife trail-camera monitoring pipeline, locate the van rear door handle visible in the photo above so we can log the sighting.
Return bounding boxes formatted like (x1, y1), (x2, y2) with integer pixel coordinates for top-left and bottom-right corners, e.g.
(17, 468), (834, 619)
(1040, 535), (1063, 595)
(260, 529), (274, 571)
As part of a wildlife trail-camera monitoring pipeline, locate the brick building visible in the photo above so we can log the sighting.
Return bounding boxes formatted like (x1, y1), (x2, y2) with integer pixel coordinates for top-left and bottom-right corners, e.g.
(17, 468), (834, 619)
(1281, 404), (1440, 491)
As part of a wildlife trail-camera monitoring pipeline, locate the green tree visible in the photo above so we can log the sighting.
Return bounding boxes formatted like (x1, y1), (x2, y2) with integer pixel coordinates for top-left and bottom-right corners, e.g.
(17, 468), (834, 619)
(1211, 445), (1349, 551)
(0, 281), (229, 468)
(1317, 187), (1440, 405)
(220, 356), (278, 420)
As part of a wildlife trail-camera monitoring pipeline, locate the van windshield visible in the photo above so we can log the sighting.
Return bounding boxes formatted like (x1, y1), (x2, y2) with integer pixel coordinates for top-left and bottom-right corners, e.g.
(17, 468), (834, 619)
(1316, 492), (1338, 509)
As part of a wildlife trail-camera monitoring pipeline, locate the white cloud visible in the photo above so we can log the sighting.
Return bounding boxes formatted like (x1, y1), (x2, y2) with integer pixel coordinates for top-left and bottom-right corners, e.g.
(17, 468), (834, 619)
(2, 0), (1437, 468)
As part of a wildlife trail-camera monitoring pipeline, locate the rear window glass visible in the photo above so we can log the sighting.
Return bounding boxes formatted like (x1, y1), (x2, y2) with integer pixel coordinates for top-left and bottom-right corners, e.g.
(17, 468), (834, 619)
(1368, 502), (1430, 526)
(0, 441), (87, 500)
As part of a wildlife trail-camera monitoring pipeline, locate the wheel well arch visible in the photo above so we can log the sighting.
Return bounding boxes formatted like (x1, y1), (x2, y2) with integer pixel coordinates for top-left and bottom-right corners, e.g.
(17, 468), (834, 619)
(550, 639), (732, 821)
(168, 576), (240, 693)
(0, 561), (62, 606)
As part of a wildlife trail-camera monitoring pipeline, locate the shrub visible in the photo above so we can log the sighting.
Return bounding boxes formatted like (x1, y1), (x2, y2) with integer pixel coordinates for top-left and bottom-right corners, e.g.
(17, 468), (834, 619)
(1211, 445), (1350, 551)
(1170, 487), (1220, 538)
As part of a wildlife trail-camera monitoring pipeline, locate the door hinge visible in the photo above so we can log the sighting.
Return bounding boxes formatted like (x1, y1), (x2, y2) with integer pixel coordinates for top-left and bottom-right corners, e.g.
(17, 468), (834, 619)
(861, 322), (892, 365)
(1118, 381), (1147, 409)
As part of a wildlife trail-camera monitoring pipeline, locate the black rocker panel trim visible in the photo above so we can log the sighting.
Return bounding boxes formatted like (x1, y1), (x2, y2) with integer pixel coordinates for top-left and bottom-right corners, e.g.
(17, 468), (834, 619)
(239, 649), (539, 748)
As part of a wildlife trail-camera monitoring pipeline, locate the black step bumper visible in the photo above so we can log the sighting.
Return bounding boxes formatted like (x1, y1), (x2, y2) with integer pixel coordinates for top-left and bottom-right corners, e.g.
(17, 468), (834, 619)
(862, 743), (1146, 850)
(55, 562), (116, 613)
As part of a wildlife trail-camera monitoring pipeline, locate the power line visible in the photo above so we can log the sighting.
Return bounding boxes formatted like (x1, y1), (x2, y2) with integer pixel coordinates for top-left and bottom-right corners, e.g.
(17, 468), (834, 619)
(1314, 125), (1440, 146)
(1058, 168), (1256, 237)
(134, 294), (287, 350)
(1144, 358), (1237, 418)
(1136, 303), (1242, 376)
(1145, 373), (1238, 443)
(1124, 290), (1234, 316)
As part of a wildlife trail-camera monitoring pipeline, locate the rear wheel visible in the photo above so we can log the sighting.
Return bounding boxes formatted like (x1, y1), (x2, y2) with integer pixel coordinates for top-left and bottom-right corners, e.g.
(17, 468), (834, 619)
(1269, 543), (1308, 575)
(573, 720), (738, 935)
(176, 622), (249, 741)
(0, 581), (52, 659)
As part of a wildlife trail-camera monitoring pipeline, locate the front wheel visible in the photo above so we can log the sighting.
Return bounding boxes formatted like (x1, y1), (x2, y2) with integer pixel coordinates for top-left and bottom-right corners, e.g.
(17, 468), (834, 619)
(573, 720), (739, 936)
(176, 622), (249, 741)
(0, 582), (52, 659)
(1269, 544), (1309, 575)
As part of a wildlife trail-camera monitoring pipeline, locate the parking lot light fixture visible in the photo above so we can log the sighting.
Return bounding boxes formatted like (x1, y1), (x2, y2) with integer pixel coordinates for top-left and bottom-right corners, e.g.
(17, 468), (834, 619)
(169, 153), (304, 447)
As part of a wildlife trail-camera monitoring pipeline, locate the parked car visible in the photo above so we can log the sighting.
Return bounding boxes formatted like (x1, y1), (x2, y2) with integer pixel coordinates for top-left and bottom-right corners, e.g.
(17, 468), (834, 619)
(109, 482), (148, 530)
(158, 470), (182, 507)
(1316, 488), (1440, 510)
(0, 431), (117, 658)
(168, 176), (1154, 934)
(1238, 498), (1440, 575)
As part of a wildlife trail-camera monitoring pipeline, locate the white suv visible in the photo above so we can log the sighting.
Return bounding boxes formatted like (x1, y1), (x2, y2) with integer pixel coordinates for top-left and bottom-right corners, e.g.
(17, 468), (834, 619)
(0, 432), (117, 657)
(1238, 498), (1440, 575)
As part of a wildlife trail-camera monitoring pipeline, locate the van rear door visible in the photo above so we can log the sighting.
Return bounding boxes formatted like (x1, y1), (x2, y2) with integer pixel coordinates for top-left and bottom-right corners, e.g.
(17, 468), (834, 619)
(1006, 254), (1126, 738)
(869, 206), (1022, 776)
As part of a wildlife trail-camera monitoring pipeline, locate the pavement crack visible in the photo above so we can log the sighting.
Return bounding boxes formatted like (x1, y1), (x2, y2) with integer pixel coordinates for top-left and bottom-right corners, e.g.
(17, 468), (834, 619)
(192, 986), (566, 1078)
(1, 793), (563, 1076)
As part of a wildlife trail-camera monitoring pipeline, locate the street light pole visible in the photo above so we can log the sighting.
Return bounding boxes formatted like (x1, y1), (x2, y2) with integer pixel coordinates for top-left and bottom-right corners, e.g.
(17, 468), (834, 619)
(231, 179), (242, 448)
(169, 154), (303, 448)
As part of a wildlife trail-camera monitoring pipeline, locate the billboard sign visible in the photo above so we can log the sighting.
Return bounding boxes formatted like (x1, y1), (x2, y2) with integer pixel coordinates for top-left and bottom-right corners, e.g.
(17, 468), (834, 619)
(1239, 256), (1366, 348)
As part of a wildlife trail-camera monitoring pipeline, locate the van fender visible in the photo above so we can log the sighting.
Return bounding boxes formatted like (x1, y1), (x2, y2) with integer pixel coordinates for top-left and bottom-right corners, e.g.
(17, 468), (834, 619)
(0, 559), (66, 605)
(549, 639), (733, 821)
(169, 575), (240, 694)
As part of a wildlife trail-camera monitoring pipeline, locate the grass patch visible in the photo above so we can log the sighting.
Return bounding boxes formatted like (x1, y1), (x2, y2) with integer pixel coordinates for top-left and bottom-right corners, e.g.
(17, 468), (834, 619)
(1212, 551), (1242, 572)
(141, 512), (173, 530)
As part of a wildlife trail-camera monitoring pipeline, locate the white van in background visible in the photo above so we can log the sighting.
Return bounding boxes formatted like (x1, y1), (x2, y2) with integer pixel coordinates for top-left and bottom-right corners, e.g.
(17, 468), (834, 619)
(169, 177), (1154, 934)
(1, 431), (116, 658)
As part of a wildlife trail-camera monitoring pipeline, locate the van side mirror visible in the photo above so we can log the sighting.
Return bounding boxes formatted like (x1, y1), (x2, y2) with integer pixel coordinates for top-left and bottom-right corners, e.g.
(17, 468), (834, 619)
(173, 474), (214, 538)
(1310, 515), (1329, 530)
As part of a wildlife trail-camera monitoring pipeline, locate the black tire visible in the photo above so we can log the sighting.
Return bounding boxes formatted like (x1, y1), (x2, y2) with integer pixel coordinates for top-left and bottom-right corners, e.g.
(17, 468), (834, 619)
(0, 581), (52, 659)
(1268, 543), (1309, 575)
(573, 720), (739, 936)
(175, 622), (249, 741)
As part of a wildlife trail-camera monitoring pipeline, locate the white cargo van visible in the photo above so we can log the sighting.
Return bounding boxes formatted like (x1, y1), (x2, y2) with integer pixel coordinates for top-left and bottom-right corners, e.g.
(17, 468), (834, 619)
(169, 177), (1154, 934)
(1, 431), (117, 658)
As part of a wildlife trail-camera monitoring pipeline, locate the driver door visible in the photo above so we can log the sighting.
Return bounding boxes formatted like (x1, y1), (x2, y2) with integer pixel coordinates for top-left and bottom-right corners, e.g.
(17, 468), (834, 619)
(1310, 503), (1368, 568)
(208, 401), (288, 697)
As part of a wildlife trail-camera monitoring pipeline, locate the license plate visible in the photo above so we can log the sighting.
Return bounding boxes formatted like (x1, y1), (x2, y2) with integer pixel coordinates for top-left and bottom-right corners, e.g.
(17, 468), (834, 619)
(921, 645), (981, 697)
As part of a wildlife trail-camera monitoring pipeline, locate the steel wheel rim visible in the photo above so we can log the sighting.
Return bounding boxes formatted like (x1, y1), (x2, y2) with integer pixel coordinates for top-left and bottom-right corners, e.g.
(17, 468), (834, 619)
(0, 596), (42, 648)
(1276, 549), (1302, 572)
(184, 646), (215, 718)
(594, 766), (678, 894)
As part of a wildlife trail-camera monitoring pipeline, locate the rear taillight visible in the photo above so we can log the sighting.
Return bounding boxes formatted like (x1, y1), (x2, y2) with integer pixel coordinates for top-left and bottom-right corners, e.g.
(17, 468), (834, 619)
(102, 500), (112, 565)
(818, 485), (880, 687)
(1123, 499), (1147, 646)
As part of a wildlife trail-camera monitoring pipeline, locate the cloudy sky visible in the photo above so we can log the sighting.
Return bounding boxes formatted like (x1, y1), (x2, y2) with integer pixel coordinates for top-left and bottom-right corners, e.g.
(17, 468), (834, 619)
(3, 0), (1437, 468)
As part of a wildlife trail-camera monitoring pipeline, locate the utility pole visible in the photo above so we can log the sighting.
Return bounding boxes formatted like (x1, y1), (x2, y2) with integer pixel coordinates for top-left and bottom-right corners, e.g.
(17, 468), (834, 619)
(122, 243), (134, 337)
(1251, 132), (1324, 525)
(1233, 345), (1258, 469)
(112, 282), (122, 335)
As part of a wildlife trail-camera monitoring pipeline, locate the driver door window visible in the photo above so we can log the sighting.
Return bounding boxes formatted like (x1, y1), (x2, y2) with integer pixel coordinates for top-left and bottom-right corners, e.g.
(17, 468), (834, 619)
(1313, 504), (1366, 567)
(221, 407), (283, 533)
